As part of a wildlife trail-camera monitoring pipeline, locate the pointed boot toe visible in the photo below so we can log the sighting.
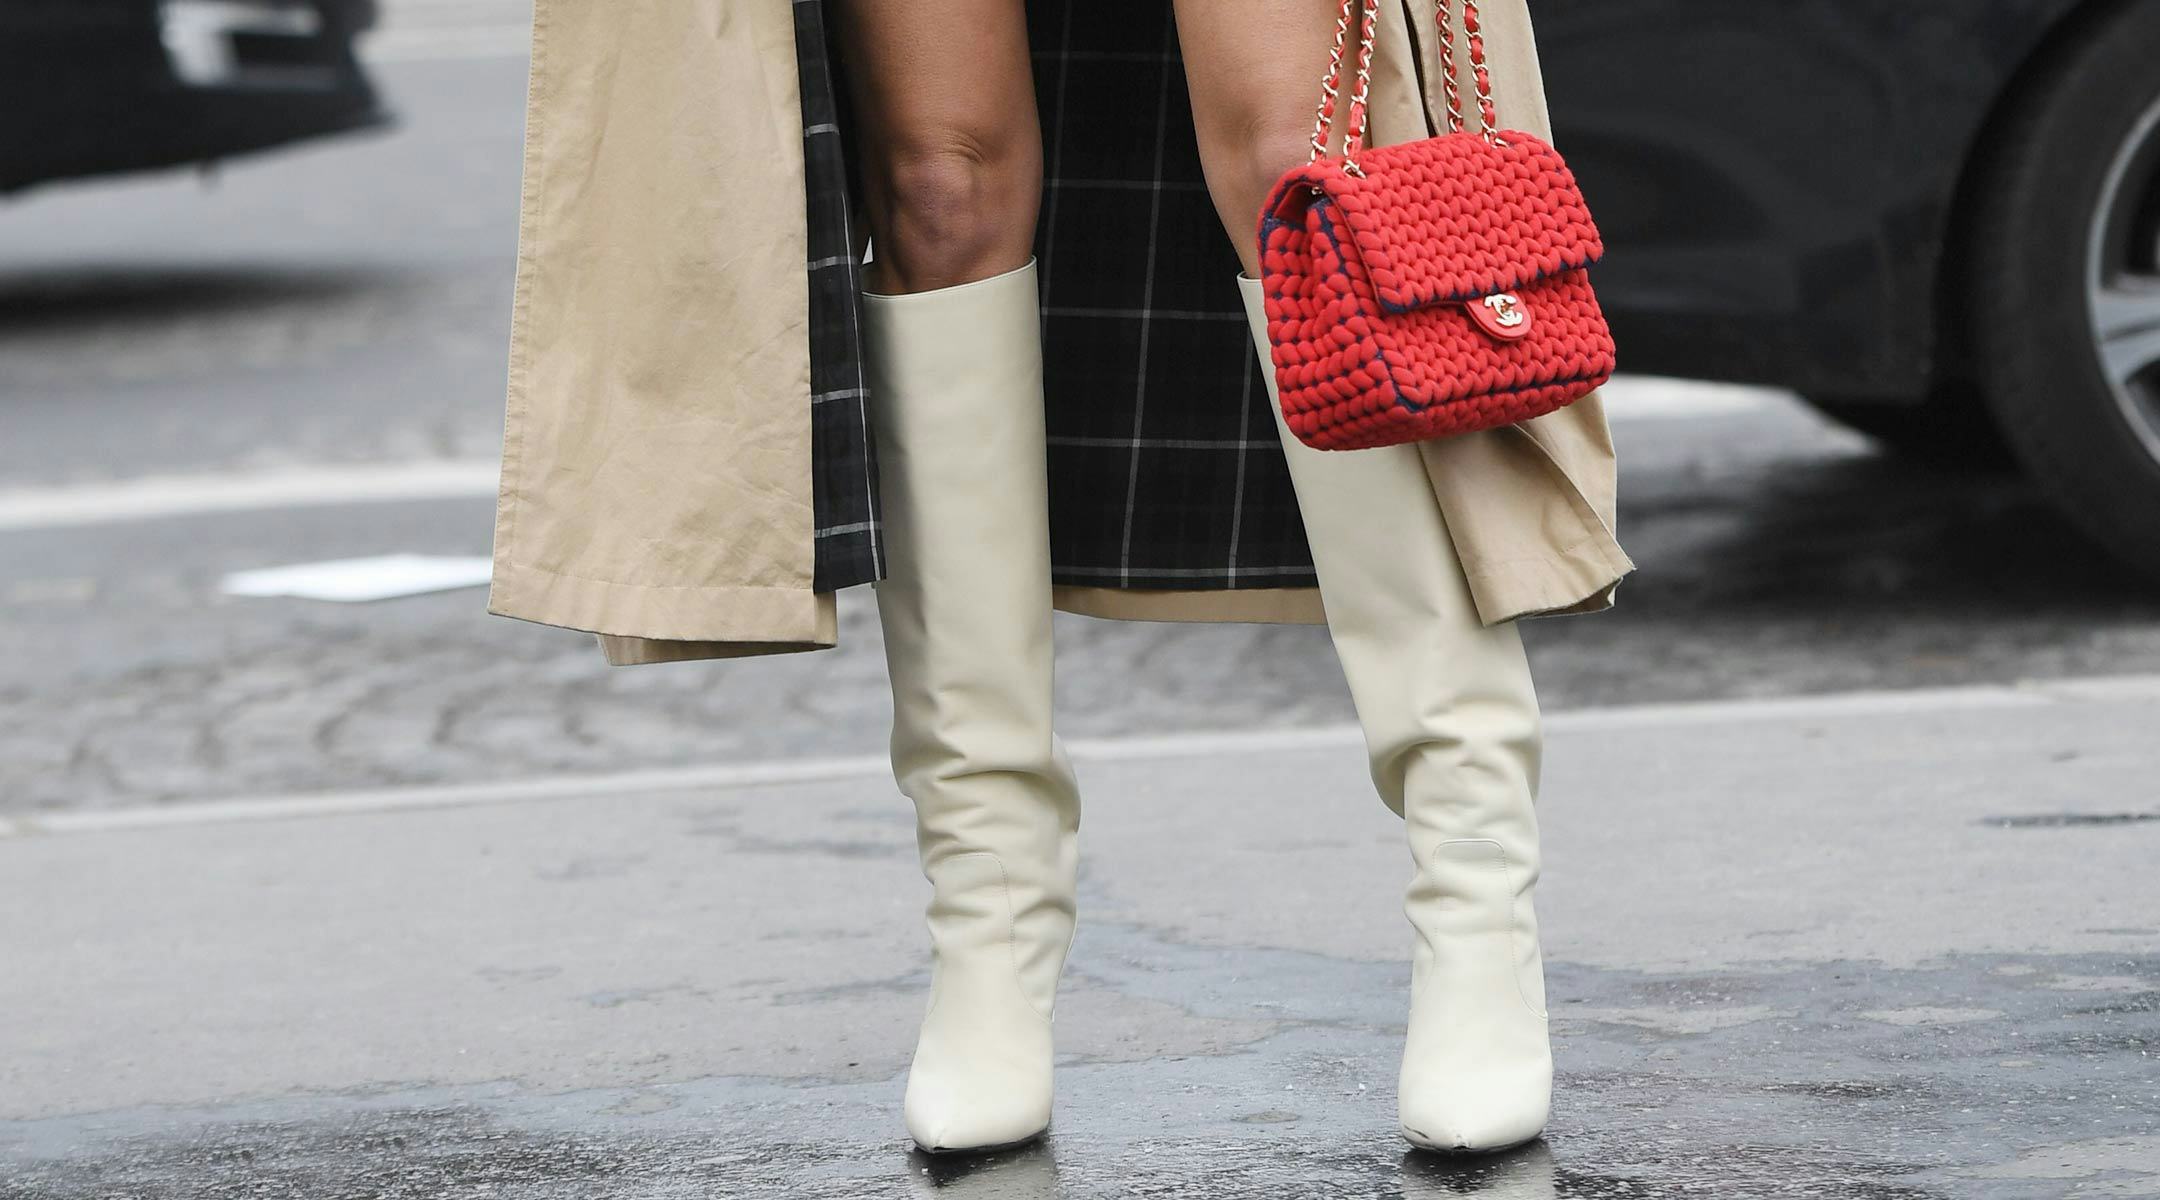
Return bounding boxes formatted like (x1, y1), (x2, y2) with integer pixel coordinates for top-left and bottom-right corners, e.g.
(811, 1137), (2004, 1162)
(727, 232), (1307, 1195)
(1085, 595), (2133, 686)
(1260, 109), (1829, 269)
(902, 964), (1055, 1154)
(903, 1063), (1052, 1155)
(1398, 1075), (1550, 1154)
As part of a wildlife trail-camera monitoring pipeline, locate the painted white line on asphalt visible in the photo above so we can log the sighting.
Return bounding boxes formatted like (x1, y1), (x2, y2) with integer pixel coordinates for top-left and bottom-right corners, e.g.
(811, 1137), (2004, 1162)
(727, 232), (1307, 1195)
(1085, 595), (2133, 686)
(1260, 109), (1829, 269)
(0, 380), (1776, 537)
(1598, 377), (1788, 422)
(12, 756), (897, 839)
(0, 461), (499, 532)
(222, 554), (494, 602)
(364, 0), (530, 58)
(7, 674), (2155, 840)
(1545, 681), (2052, 733)
(359, 27), (530, 62)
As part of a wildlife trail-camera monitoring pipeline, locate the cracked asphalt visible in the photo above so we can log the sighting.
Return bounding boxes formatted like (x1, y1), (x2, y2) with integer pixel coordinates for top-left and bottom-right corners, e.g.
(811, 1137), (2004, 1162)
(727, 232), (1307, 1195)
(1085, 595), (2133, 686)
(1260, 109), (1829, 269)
(3, 22), (2158, 1200)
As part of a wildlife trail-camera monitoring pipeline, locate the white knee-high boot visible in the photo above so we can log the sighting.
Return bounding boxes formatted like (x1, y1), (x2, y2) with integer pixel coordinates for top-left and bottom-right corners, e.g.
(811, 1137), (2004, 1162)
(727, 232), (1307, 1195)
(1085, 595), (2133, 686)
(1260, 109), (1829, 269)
(1237, 277), (1552, 1153)
(863, 260), (1082, 1155)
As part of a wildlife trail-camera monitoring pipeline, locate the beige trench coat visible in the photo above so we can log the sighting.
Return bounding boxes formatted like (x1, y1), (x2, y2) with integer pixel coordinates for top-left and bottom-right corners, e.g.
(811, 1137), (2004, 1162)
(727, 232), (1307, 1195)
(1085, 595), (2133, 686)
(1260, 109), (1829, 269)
(488, 0), (1633, 664)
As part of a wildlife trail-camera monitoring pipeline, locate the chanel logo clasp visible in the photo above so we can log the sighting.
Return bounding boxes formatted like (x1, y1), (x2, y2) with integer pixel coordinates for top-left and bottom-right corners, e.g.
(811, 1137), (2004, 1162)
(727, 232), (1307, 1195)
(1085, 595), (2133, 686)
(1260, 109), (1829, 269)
(1467, 291), (1534, 341)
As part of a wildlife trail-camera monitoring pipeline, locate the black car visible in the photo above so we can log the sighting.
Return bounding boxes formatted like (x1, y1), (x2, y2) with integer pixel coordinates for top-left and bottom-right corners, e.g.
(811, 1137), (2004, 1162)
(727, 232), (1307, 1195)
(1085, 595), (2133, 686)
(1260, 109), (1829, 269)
(0, 0), (385, 194)
(1539, 0), (2160, 579)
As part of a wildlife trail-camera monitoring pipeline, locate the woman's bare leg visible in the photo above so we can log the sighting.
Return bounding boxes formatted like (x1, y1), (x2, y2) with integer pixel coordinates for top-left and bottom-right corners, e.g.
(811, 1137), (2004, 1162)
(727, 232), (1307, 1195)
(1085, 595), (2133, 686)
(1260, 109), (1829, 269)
(1171, 0), (1342, 279)
(833, 0), (1042, 293)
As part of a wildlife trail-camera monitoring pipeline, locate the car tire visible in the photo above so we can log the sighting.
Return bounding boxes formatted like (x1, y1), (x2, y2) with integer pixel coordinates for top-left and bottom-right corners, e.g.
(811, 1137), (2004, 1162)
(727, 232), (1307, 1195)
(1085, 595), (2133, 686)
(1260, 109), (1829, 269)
(1968, 1), (2160, 581)
(1802, 386), (2017, 472)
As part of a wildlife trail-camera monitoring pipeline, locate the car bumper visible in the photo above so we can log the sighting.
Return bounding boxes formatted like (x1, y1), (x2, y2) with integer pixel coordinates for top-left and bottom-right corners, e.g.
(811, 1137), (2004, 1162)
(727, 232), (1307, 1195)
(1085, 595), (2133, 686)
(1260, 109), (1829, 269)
(0, 0), (388, 193)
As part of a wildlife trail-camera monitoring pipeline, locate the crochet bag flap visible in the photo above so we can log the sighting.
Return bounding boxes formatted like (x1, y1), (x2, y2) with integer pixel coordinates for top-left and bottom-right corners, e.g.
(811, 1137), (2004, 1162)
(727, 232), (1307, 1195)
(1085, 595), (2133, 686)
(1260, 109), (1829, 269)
(1285, 133), (1605, 314)
(1258, 0), (1617, 451)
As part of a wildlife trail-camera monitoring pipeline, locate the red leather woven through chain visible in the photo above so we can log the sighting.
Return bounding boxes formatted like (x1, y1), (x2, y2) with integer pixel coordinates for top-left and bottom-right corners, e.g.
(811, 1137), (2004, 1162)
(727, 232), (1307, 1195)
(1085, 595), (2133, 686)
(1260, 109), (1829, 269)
(1259, 129), (1617, 451)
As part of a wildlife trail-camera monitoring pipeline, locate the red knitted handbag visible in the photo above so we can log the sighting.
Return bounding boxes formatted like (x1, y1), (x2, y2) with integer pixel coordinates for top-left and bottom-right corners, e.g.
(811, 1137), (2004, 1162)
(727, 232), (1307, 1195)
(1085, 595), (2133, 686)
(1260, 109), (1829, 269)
(1258, 0), (1616, 451)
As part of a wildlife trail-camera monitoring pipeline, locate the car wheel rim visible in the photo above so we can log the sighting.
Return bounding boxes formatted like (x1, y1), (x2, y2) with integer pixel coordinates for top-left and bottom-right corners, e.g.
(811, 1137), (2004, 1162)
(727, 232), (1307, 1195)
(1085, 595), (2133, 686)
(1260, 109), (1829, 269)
(2088, 94), (2160, 465)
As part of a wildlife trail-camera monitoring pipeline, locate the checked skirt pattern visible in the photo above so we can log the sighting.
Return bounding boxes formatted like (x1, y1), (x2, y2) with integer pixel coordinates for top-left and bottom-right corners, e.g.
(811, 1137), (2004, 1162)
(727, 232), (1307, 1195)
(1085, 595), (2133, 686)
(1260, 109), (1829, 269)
(797, 0), (1318, 595)
(793, 0), (883, 593)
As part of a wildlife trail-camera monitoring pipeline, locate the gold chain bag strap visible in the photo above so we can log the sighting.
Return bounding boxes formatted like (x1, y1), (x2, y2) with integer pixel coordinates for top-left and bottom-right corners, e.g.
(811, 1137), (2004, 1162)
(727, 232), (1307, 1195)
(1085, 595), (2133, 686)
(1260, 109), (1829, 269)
(1258, 0), (1617, 450)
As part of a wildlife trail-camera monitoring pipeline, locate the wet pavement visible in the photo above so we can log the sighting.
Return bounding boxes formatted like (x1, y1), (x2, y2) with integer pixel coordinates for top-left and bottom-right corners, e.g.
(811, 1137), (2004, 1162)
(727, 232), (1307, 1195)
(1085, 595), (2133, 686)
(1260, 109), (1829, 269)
(4, 681), (2155, 1198)
(7, 950), (2155, 1199)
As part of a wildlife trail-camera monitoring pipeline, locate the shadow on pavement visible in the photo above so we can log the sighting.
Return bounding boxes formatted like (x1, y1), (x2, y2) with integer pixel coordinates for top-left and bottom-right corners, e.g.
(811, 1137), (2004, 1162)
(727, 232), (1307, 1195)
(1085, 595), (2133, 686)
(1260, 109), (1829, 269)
(0, 265), (400, 334)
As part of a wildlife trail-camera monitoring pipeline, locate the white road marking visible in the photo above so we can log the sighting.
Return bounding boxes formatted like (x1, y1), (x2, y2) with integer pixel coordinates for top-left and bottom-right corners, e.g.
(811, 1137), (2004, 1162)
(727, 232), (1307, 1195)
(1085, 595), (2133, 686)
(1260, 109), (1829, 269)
(221, 554), (494, 602)
(0, 461), (500, 532)
(361, 0), (530, 61)
(1599, 377), (1789, 422)
(5, 674), (2151, 840)
(0, 380), (1777, 535)
(359, 26), (530, 63)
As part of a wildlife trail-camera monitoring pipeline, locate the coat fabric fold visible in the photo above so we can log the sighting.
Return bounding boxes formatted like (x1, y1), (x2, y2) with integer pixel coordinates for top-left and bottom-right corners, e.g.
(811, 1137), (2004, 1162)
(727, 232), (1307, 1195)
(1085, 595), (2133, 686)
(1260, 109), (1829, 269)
(488, 0), (1632, 665)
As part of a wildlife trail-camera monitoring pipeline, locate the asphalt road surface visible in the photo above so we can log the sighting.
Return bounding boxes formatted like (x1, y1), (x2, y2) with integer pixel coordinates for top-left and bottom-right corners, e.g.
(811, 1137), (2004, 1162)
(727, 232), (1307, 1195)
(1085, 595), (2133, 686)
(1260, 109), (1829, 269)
(2, 19), (2157, 1200)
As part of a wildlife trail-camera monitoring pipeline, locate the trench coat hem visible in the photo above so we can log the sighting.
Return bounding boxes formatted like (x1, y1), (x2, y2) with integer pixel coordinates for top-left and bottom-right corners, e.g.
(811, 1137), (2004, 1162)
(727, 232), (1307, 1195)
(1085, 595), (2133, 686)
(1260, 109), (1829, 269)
(1052, 585), (1326, 626)
(596, 625), (837, 665)
(488, 560), (839, 658)
(1461, 532), (1635, 625)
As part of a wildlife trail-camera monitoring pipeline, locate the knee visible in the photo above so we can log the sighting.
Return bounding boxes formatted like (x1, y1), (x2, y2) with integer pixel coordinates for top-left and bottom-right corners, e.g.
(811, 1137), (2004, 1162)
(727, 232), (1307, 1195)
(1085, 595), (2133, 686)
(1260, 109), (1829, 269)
(1199, 111), (1318, 238)
(868, 127), (1041, 292)
(1235, 112), (1319, 199)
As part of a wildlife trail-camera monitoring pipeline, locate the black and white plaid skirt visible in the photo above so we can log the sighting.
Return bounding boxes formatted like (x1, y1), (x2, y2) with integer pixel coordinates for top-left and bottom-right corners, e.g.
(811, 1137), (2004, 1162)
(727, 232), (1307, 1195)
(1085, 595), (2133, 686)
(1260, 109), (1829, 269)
(796, 0), (1316, 596)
